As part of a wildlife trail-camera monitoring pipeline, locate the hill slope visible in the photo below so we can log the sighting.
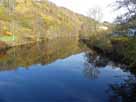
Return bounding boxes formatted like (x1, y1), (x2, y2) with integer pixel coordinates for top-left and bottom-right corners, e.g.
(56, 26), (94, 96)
(0, 0), (94, 45)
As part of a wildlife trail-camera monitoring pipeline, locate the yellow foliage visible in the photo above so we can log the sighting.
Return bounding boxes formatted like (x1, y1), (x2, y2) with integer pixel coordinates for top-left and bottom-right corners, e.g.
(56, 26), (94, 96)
(15, 5), (30, 14)
(3, 26), (8, 31)
(41, 14), (58, 26)
(0, 0), (94, 41)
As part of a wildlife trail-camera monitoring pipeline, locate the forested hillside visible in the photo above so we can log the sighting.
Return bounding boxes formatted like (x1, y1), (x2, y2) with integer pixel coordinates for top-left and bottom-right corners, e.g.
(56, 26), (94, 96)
(0, 0), (95, 45)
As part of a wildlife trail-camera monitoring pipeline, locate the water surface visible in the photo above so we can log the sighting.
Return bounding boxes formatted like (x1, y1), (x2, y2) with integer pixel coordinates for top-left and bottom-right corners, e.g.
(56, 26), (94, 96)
(0, 38), (135, 102)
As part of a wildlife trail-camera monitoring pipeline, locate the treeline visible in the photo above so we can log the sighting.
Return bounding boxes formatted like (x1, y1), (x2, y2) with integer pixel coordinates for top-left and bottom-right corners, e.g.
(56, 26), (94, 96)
(0, 0), (96, 44)
(0, 37), (81, 71)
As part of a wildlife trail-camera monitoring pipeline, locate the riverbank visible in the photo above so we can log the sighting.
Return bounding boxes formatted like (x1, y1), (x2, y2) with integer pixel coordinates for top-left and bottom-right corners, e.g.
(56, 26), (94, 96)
(0, 41), (11, 51)
(81, 37), (136, 68)
(0, 39), (43, 51)
(0, 36), (79, 52)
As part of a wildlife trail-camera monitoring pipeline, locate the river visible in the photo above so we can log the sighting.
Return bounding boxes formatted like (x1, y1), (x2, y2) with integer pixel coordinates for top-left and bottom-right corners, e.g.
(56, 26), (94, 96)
(0, 38), (135, 102)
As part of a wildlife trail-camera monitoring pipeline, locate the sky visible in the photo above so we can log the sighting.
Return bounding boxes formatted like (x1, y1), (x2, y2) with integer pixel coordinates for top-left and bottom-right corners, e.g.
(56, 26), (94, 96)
(48, 0), (120, 22)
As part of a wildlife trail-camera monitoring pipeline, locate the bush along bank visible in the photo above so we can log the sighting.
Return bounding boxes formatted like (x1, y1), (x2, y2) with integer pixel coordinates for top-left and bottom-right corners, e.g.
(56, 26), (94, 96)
(82, 36), (136, 68)
(110, 37), (136, 68)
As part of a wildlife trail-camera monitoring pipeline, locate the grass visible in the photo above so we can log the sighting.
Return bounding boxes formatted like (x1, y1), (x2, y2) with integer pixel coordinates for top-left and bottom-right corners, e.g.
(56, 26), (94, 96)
(0, 35), (16, 42)
(111, 36), (129, 43)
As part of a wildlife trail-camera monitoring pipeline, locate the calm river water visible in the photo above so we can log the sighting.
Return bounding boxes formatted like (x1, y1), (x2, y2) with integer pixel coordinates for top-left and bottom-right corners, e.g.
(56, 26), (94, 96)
(0, 38), (135, 102)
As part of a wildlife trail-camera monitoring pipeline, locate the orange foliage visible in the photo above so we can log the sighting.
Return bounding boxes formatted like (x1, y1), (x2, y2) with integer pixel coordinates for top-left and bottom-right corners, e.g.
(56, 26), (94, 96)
(4, 31), (13, 36)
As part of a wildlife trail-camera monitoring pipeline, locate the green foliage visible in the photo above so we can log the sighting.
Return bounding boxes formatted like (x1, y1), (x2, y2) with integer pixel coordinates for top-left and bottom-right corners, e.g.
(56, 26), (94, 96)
(111, 37), (136, 67)
(111, 37), (129, 43)
(88, 32), (111, 49)
(19, 19), (32, 29)
(123, 39), (136, 67)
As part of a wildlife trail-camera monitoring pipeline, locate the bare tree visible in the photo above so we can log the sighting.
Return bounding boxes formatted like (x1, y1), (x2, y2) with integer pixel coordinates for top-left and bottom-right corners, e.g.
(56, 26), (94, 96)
(115, 0), (136, 23)
(88, 6), (103, 22)
(88, 6), (103, 31)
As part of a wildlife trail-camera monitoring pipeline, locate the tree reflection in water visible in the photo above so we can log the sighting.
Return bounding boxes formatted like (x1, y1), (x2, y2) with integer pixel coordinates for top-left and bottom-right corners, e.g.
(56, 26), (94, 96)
(108, 75), (136, 102)
(84, 51), (136, 102)
(0, 37), (81, 71)
(84, 51), (99, 79)
(83, 51), (109, 79)
(84, 60), (100, 79)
